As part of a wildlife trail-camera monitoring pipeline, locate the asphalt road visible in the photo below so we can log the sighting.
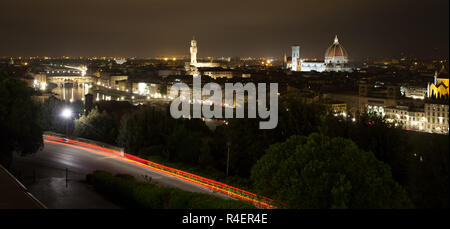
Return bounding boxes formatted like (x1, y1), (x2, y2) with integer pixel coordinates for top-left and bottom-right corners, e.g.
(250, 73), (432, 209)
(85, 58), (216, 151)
(11, 139), (227, 208)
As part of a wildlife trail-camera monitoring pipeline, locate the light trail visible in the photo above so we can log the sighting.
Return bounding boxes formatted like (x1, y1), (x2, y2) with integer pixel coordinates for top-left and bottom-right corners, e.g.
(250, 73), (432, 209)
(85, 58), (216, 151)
(43, 135), (279, 209)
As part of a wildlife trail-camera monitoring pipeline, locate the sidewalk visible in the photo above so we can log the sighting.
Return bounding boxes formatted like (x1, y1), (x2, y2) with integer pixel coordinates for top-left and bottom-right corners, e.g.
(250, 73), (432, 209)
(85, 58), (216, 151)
(0, 164), (46, 209)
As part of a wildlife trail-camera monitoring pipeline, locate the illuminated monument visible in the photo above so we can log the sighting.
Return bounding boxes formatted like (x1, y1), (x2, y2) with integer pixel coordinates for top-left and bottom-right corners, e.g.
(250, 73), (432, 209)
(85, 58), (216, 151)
(324, 35), (351, 72)
(190, 38), (197, 65)
(427, 65), (449, 99)
(291, 46), (300, 71)
(185, 37), (220, 76)
(288, 35), (352, 72)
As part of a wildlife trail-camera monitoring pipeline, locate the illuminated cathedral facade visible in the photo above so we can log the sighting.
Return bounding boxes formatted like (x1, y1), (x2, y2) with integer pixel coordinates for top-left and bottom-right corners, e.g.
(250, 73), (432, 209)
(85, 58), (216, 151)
(427, 65), (449, 99)
(288, 35), (352, 73)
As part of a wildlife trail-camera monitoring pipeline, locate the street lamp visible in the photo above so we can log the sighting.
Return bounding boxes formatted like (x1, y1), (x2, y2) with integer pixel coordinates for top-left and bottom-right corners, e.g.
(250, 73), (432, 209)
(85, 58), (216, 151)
(61, 108), (72, 119)
(61, 108), (72, 138)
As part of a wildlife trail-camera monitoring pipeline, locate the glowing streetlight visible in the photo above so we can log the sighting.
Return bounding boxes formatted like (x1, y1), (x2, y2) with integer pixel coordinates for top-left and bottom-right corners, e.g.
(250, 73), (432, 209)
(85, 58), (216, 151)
(61, 108), (72, 138)
(61, 108), (72, 119)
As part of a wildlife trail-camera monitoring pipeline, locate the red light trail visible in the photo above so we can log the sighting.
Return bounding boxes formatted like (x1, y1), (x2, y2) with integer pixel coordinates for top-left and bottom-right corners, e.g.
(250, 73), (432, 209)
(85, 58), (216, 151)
(43, 135), (279, 209)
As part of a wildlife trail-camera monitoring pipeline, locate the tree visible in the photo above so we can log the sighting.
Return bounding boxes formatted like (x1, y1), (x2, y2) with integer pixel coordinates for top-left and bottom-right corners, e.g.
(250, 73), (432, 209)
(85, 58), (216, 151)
(324, 112), (411, 189)
(73, 108), (120, 145)
(220, 97), (328, 178)
(406, 132), (449, 208)
(38, 96), (69, 133)
(117, 106), (175, 157)
(251, 133), (413, 209)
(0, 72), (43, 168)
(166, 125), (202, 164)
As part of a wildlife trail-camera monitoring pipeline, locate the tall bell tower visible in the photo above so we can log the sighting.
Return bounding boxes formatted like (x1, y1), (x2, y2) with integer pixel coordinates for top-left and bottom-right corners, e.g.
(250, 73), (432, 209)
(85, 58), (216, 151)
(190, 37), (197, 65)
(291, 46), (300, 71)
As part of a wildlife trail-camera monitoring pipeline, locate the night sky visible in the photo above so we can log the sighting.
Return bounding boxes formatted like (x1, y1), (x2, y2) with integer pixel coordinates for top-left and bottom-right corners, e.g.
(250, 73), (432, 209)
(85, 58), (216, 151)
(0, 0), (448, 60)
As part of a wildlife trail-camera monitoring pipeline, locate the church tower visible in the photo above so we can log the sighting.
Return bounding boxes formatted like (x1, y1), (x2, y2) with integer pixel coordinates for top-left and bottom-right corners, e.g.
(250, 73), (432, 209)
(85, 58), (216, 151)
(190, 37), (197, 65)
(291, 46), (300, 71)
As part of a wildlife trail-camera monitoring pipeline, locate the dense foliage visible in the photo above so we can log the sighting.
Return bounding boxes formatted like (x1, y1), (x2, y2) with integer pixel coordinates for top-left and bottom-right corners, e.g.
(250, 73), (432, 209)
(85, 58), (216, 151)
(39, 95), (81, 134)
(73, 108), (119, 145)
(221, 97), (328, 178)
(116, 106), (216, 167)
(86, 170), (255, 209)
(324, 112), (449, 208)
(0, 72), (43, 168)
(251, 133), (413, 208)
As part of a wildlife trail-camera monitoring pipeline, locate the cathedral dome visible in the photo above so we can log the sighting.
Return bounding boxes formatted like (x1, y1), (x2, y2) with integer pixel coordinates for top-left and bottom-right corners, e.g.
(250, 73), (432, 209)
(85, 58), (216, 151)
(324, 35), (348, 62)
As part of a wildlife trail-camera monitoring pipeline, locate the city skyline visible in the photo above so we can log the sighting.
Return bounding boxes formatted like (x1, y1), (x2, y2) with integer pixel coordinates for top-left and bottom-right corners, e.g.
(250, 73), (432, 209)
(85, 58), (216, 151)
(0, 0), (449, 215)
(0, 0), (448, 60)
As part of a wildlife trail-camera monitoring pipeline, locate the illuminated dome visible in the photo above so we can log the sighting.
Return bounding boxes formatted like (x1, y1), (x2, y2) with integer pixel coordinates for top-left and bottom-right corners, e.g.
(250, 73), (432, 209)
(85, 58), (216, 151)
(324, 35), (348, 64)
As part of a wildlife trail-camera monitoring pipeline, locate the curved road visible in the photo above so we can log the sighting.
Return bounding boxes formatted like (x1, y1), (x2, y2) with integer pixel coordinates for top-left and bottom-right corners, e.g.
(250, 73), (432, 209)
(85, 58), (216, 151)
(11, 137), (228, 208)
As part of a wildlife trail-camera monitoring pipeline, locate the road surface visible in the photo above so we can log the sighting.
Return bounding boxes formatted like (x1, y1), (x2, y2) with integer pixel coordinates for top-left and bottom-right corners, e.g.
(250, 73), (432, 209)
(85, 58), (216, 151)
(11, 137), (228, 208)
